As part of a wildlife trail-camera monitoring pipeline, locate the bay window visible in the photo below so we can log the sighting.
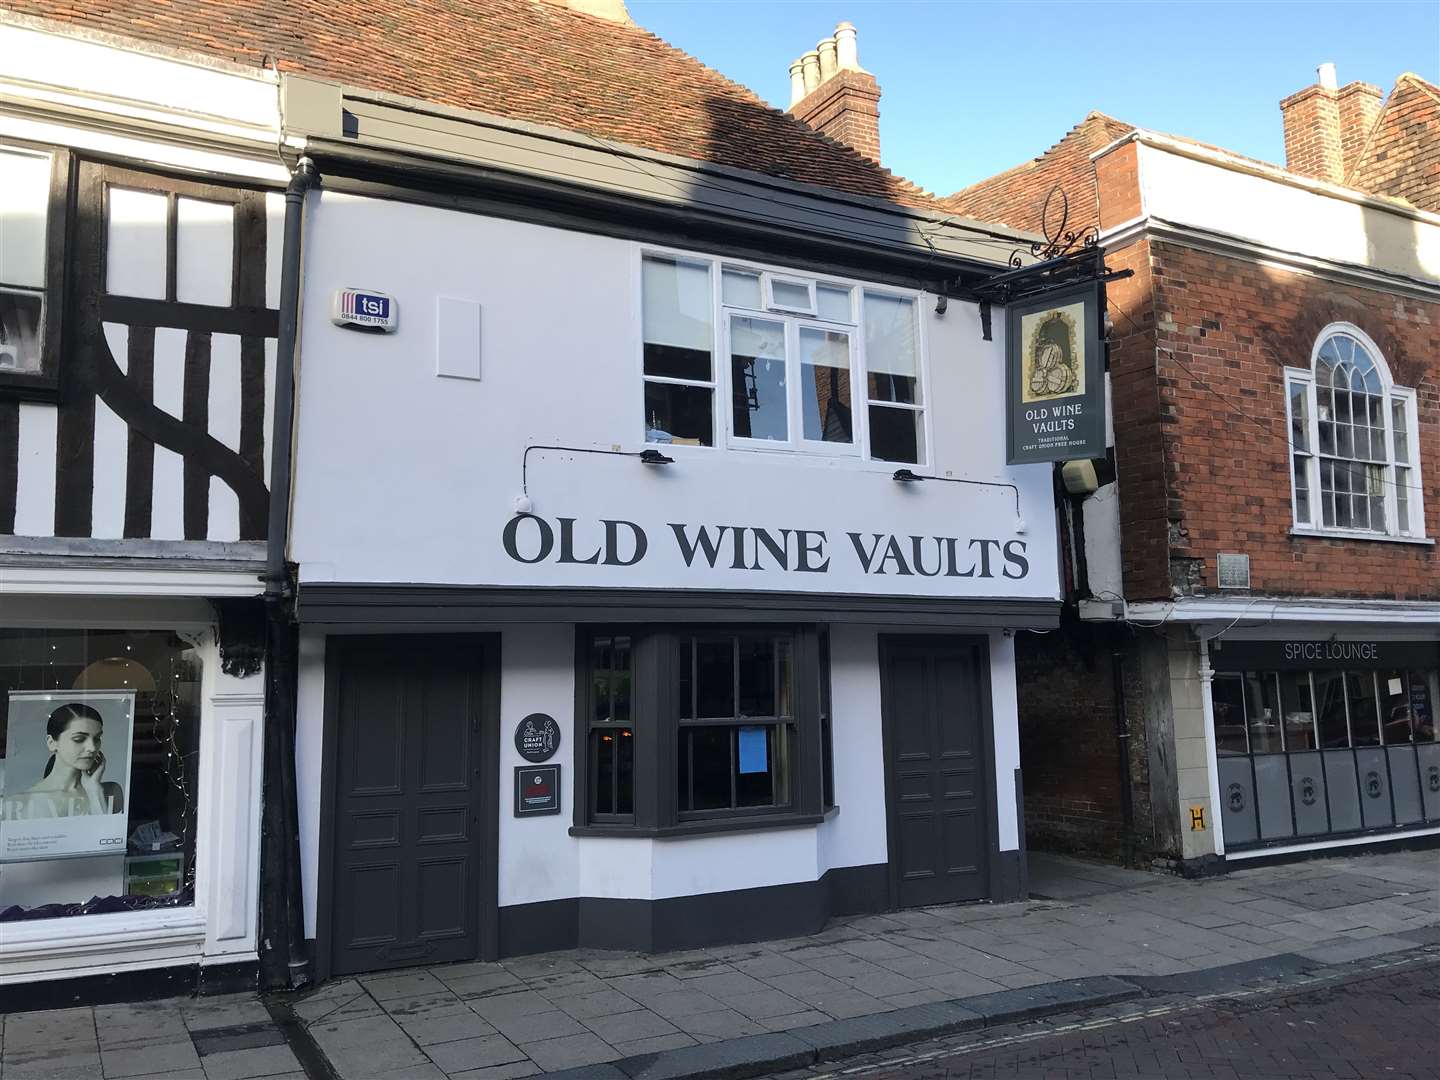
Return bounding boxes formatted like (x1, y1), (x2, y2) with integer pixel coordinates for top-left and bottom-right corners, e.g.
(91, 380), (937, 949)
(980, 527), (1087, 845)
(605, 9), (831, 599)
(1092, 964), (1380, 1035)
(575, 625), (833, 834)
(1285, 326), (1423, 539)
(642, 252), (926, 464)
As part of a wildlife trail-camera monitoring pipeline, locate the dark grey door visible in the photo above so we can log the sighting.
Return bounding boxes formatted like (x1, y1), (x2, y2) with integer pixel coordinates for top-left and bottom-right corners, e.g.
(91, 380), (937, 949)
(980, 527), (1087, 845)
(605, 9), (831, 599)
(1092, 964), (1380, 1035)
(881, 636), (991, 908)
(330, 638), (488, 975)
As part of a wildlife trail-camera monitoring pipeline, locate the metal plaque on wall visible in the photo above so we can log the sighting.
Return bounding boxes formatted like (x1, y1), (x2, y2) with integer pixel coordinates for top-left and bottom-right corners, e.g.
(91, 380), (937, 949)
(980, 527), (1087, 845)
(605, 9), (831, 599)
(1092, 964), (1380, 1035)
(1006, 283), (1106, 465)
(514, 713), (561, 763)
(514, 764), (561, 817)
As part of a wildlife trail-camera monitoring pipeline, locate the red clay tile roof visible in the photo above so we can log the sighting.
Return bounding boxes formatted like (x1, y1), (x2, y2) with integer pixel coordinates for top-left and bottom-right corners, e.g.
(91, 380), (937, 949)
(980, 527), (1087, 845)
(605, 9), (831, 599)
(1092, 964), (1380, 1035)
(942, 113), (1136, 236)
(1347, 74), (1440, 214)
(1, 0), (939, 210)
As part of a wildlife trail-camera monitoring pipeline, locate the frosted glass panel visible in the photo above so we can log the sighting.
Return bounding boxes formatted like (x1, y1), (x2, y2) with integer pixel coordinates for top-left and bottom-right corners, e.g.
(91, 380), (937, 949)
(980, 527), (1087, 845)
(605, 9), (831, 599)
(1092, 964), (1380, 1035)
(0, 147), (51, 289)
(864, 293), (918, 377)
(175, 198), (234, 306)
(722, 269), (761, 309)
(643, 256), (711, 352)
(106, 188), (168, 300)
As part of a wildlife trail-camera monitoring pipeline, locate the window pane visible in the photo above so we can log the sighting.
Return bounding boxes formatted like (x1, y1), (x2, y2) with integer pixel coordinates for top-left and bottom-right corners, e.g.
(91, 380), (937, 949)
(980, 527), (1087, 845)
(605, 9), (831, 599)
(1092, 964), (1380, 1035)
(0, 288), (44, 375)
(1292, 456), (1310, 524)
(645, 381), (713, 446)
(737, 725), (786, 807)
(1314, 670), (1349, 747)
(0, 147), (52, 289)
(1212, 675), (1248, 754)
(769, 279), (812, 312)
(696, 639), (734, 718)
(1380, 671), (1412, 745)
(722, 268), (761, 309)
(1347, 671), (1381, 746)
(1244, 672), (1282, 753)
(593, 728), (615, 815)
(592, 641), (612, 726)
(778, 638), (794, 719)
(868, 404), (923, 464)
(1392, 398), (1410, 461)
(1289, 380), (1310, 451)
(817, 285), (852, 323)
(738, 637), (775, 717)
(864, 293), (919, 403)
(611, 636), (632, 724)
(678, 639), (694, 720)
(800, 327), (854, 444)
(1396, 466), (1410, 535)
(1412, 671), (1438, 742)
(680, 726), (732, 811)
(106, 187), (168, 299)
(643, 255), (711, 361)
(1280, 671), (1316, 750)
(730, 315), (788, 441)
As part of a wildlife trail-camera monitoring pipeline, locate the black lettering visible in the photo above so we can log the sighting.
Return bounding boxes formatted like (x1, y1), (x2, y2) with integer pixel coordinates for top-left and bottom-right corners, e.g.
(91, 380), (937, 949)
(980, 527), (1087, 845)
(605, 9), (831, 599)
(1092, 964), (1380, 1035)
(731, 526), (752, 570)
(848, 532), (886, 573)
(1002, 539), (1029, 579)
(557, 517), (601, 565)
(795, 530), (830, 573)
(669, 524), (728, 568)
(751, 528), (792, 571)
(878, 537), (913, 576)
(910, 536), (943, 577)
(503, 513), (554, 564)
(602, 519), (647, 566)
(943, 536), (974, 577)
(968, 538), (999, 578)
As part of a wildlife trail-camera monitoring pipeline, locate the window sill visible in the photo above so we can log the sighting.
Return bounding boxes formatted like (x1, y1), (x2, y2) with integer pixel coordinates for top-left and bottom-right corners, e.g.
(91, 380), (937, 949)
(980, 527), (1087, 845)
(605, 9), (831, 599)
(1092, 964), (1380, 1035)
(570, 811), (827, 840)
(1289, 527), (1434, 547)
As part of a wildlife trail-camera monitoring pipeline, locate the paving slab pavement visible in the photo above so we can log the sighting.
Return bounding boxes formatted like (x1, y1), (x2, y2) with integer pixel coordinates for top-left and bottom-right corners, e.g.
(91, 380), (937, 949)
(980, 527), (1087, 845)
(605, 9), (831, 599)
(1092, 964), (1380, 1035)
(3, 848), (1436, 1079)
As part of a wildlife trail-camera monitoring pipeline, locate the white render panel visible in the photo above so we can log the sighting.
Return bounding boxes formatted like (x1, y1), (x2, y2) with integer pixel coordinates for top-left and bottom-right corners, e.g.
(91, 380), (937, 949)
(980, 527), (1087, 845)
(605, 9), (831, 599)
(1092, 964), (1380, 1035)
(150, 327), (187, 540)
(1083, 483), (1124, 601)
(989, 629), (1020, 851)
(290, 192), (1058, 601)
(208, 334), (243, 542)
(175, 198), (235, 307)
(648, 828), (821, 900)
(91, 323), (132, 539)
(264, 337), (277, 482)
(265, 193), (285, 310)
(436, 296), (482, 381)
(13, 402), (57, 537)
(105, 188), (168, 300)
(818, 626), (889, 874)
(1136, 142), (1440, 282)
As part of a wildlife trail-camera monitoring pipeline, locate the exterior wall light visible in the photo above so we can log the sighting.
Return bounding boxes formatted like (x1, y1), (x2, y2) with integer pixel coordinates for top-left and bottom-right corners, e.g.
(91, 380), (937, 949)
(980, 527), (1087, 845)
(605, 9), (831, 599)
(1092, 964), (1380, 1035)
(639, 449), (675, 465)
(893, 468), (923, 483)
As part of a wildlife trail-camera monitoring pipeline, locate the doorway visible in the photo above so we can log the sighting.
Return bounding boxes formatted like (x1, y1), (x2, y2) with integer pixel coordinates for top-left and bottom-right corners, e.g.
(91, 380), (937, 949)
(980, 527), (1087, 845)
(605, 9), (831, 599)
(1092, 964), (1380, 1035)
(879, 635), (993, 908)
(321, 635), (499, 976)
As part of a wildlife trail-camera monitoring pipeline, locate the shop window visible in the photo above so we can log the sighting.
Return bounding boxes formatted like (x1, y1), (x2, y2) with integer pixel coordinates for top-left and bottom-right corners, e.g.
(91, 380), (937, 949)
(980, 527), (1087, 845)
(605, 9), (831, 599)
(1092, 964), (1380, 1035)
(1278, 670), (1317, 751)
(0, 629), (200, 920)
(1285, 327), (1424, 539)
(1346, 671), (1382, 746)
(0, 142), (69, 400)
(577, 625), (830, 834)
(1212, 674), (1248, 754)
(1241, 672), (1283, 754)
(1314, 669), (1350, 748)
(818, 629), (834, 811)
(643, 250), (925, 465)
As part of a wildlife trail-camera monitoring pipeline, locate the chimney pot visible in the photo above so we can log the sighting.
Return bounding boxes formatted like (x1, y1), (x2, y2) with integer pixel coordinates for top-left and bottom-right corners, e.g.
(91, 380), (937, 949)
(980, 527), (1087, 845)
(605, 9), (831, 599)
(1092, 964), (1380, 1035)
(818, 37), (838, 81)
(788, 59), (806, 107)
(835, 21), (859, 70)
(1317, 62), (1338, 90)
(801, 50), (821, 94)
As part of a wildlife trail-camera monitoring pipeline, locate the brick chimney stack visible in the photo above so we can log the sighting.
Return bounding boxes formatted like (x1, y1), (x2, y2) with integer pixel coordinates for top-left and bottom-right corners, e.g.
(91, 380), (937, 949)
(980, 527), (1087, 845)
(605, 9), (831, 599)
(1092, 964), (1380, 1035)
(787, 21), (882, 163)
(1280, 63), (1384, 184)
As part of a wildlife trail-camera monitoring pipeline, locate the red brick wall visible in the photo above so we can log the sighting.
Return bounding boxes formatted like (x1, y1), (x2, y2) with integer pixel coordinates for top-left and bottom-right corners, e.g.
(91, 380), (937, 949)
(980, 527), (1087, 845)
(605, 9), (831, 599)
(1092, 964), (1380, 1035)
(790, 70), (882, 163)
(1280, 85), (1345, 184)
(1148, 241), (1440, 599)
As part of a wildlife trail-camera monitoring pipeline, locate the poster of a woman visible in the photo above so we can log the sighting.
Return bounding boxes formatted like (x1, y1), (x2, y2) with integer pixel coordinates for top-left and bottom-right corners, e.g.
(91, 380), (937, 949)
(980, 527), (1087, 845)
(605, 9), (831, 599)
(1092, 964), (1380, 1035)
(1, 690), (135, 861)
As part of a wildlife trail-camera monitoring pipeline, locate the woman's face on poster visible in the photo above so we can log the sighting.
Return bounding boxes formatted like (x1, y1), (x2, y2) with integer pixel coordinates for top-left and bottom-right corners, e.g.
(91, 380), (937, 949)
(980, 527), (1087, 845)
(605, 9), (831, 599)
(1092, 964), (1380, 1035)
(49, 717), (103, 773)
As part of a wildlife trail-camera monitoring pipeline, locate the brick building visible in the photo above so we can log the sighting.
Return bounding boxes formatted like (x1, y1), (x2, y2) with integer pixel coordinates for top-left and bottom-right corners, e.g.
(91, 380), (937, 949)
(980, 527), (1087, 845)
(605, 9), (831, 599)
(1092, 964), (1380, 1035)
(954, 68), (1440, 871)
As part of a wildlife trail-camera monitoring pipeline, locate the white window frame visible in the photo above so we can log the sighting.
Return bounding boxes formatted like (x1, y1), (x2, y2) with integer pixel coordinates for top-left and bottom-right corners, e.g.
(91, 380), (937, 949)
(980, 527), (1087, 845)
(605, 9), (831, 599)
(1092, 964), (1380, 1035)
(638, 245), (932, 470)
(763, 274), (817, 316)
(1285, 323), (1426, 542)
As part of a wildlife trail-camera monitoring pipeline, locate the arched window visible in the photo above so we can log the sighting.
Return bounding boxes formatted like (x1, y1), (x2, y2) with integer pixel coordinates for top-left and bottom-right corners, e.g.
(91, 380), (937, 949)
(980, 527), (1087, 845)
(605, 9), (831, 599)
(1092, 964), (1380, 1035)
(1286, 326), (1422, 538)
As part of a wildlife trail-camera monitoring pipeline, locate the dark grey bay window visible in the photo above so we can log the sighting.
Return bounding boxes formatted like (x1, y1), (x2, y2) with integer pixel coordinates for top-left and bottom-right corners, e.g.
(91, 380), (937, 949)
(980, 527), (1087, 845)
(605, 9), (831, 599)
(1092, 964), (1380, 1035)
(0, 142), (70, 399)
(575, 626), (833, 835)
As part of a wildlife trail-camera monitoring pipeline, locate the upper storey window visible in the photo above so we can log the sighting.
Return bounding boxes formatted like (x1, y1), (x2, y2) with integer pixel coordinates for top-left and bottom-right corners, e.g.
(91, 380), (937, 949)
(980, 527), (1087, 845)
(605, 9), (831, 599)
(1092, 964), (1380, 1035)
(1286, 326), (1423, 539)
(0, 143), (68, 399)
(641, 252), (927, 465)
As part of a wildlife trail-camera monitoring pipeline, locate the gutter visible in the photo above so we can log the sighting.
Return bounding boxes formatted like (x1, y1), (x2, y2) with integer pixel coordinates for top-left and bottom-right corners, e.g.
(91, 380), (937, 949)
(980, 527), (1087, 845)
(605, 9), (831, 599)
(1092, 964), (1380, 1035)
(259, 156), (319, 991)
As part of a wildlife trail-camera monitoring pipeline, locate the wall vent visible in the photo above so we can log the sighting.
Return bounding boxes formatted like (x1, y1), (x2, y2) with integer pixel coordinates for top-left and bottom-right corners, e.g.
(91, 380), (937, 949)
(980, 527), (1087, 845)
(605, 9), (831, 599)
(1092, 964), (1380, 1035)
(1216, 553), (1251, 590)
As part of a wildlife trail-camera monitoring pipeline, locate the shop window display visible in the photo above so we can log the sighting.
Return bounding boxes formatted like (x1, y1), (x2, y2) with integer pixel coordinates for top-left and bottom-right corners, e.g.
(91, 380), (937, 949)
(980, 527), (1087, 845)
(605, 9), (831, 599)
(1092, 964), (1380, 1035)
(0, 629), (201, 920)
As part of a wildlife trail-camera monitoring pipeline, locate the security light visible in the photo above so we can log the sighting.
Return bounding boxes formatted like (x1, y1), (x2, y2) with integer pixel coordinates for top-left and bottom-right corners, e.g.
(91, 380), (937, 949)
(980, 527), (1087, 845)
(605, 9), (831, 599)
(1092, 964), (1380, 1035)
(639, 449), (674, 466)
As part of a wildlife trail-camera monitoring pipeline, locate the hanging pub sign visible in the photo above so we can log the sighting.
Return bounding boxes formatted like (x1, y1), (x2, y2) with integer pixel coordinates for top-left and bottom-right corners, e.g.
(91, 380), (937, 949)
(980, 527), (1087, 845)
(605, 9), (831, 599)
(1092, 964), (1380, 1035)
(1006, 283), (1106, 465)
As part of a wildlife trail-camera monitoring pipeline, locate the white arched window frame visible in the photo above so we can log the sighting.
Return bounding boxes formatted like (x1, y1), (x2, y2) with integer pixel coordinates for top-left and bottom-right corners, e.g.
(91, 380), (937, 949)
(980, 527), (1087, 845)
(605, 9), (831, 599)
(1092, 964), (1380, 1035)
(1284, 324), (1424, 540)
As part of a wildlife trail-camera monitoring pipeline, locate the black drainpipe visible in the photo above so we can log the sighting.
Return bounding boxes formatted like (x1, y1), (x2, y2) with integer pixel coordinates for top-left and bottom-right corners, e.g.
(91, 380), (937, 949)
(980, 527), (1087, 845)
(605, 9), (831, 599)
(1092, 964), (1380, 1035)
(1111, 647), (1137, 867)
(260, 157), (318, 991)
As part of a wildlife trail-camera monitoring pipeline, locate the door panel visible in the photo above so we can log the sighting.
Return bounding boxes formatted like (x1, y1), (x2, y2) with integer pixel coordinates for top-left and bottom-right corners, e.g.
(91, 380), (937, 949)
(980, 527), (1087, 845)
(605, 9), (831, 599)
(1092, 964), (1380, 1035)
(330, 639), (488, 976)
(883, 637), (990, 908)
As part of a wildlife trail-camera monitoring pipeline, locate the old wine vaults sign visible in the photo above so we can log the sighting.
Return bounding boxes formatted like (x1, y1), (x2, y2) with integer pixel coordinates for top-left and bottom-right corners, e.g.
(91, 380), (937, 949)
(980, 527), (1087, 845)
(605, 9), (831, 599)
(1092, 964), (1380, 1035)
(1006, 284), (1105, 464)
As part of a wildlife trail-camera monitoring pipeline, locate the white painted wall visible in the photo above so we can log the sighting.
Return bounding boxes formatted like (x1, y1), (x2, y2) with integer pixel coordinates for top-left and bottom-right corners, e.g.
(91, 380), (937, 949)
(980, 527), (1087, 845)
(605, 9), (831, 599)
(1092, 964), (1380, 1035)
(1134, 141), (1440, 281)
(1083, 484), (1124, 601)
(289, 192), (1059, 603)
